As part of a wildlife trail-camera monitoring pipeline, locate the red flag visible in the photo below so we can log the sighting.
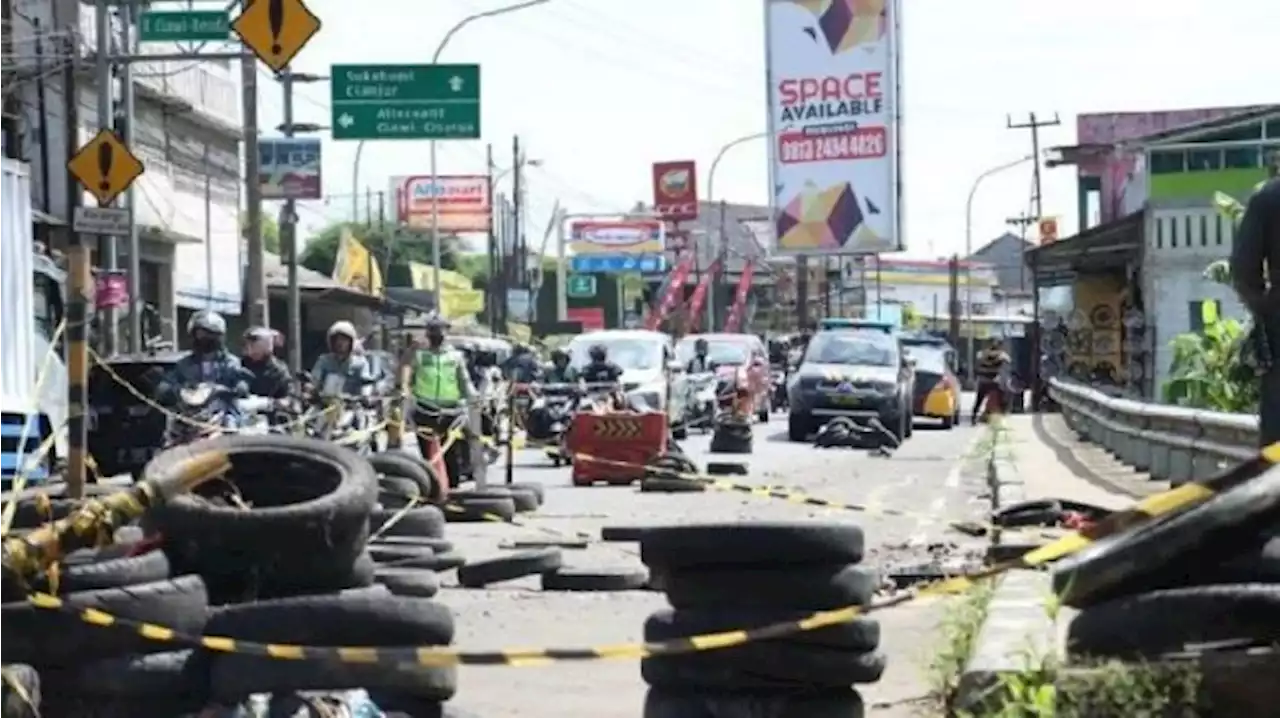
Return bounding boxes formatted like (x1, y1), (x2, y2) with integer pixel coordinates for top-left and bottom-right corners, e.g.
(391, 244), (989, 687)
(645, 252), (695, 331)
(724, 261), (756, 333)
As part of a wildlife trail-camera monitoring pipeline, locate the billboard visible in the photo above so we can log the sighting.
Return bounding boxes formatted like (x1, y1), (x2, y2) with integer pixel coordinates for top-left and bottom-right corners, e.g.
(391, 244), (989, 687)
(392, 175), (491, 233)
(652, 160), (699, 222)
(568, 220), (664, 256)
(259, 138), (321, 200)
(765, 0), (902, 256)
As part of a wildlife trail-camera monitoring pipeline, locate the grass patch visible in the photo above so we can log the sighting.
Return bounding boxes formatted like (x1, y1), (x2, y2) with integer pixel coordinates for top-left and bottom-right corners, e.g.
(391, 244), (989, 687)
(927, 580), (997, 710)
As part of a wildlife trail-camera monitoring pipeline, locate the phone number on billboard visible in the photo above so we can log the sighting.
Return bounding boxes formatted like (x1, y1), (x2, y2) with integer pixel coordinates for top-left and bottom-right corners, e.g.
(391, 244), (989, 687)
(778, 126), (886, 164)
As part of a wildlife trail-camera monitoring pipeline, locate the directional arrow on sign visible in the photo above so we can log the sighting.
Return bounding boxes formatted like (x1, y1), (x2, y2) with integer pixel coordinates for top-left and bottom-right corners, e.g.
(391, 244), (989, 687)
(449, 75), (464, 92)
(338, 113), (355, 128)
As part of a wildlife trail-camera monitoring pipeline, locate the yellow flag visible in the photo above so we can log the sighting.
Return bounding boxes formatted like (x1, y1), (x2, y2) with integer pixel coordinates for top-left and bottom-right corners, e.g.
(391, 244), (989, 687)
(407, 261), (484, 319)
(407, 262), (472, 291)
(333, 228), (384, 295)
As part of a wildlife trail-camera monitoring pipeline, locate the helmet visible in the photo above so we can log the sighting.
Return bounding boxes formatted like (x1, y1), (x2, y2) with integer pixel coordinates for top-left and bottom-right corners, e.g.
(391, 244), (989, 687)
(694, 337), (708, 351)
(424, 314), (451, 330)
(327, 320), (358, 342)
(588, 344), (607, 361)
(244, 326), (273, 343)
(551, 348), (569, 363)
(188, 310), (226, 336)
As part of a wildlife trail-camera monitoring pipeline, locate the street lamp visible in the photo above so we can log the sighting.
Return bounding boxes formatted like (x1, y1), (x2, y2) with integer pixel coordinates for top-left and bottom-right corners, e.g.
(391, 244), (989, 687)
(963, 155), (1033, 384)
(704, 131), (768, 330)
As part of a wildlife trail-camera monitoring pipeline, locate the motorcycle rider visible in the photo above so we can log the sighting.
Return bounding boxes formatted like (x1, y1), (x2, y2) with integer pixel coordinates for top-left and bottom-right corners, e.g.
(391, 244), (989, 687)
(544, 349), (578, 384)
(504, 343), (544, 383)
(581, 343), (624, 384)
(408, 316), (479, 482)
(157, 311), (249, 402)
(686, 338), (715, 374)
(240, 327), (292, 399)
(310, 321), (375, 396)
(972, 339), (1012, 424)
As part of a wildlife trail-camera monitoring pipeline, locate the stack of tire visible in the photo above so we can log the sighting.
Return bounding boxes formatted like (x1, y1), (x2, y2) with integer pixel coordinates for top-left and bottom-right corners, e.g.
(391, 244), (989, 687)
(0, 435), (460, 716)
(442, 482), (545, 524)
(640, 448), (703, 494)
(708, 416), (753, 454)
(637, 522), (885, 718)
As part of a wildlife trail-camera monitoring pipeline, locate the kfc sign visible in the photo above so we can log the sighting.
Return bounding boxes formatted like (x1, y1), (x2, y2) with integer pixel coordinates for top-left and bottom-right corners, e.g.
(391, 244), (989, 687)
(652, 160), (699, 222)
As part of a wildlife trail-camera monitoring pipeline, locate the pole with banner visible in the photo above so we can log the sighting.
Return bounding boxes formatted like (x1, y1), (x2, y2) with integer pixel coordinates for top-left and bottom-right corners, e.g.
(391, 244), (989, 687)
(650, 159), (698, 332)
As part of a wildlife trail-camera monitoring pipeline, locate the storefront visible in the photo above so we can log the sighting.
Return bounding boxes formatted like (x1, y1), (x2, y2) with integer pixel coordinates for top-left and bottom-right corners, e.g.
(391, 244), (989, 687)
(1026, 210), (1146, 404)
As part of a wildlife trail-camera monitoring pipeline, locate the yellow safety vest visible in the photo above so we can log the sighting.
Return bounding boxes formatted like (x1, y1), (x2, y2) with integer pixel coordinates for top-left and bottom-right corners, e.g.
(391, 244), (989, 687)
(413, 351), (463, 405)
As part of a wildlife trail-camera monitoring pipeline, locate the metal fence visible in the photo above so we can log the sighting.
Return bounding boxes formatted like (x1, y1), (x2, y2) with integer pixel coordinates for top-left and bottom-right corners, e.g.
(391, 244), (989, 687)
(1047, 377), (1259, 486)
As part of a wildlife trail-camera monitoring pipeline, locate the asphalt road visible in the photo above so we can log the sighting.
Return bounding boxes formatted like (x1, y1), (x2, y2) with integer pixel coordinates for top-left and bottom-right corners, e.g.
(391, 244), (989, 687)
(435, 412), (993, 717)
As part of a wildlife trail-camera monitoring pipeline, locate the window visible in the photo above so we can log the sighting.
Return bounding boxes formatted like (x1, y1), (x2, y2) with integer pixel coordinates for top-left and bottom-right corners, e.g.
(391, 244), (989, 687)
(1265, 118), (1280, 138)
(1187, 150), (1222, 171)
(1155, 218), (1164, 249)
(1170, 217), (1178, 248)
(1199, 123), (1262, 143)
(1149, 150), (1186, 174)
(1200, 215), (1208, 246)
(1184, 216), (1193, 247)
(1224, 147), (1262, 169)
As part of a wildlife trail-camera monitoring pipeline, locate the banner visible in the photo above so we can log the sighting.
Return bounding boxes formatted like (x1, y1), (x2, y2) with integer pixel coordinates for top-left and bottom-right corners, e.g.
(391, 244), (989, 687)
(568, 220), (664, 256)
(766, 0), (902, 255)
(392, 175), (491, 233)
(259, 138), (321, 200)
(684, 258), (720, 333)
(408, 262), (485, 319)
(652, 160), (698, 222)
(724, 261), (756, 333)
(645, 252), (695, 330)
(332, 228), (384, 295)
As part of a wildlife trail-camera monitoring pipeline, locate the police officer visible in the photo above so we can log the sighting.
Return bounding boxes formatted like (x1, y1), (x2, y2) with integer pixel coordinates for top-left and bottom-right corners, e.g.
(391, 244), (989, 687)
(409, 316), (477, 481)
(544, 348), (578, 384)
(241, 327), (292, 398)
(157, 311), (248, 401)
(1229, 156), (1280, 446)
(686, 337), (714, 374)
(972, 339), (1011, 424)
(311, 321), (374, 396)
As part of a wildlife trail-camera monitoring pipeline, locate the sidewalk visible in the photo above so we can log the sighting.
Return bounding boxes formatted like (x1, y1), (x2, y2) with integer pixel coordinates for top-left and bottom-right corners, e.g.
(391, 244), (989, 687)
(1001, 413), (1161, 508)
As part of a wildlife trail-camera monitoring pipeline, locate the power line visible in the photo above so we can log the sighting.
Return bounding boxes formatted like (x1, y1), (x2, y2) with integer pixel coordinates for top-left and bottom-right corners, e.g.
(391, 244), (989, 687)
(1006, 112), (1061, 219)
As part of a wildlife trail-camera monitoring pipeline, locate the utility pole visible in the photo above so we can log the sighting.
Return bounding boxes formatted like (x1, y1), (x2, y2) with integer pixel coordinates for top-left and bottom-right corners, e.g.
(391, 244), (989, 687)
(511, 135), (524, 308)
(275, 68), (325, 372)
(1007, 112), (1060, 219)
(241, 24), (266, 328)
(94, 0), (118, 354)
(119, 3), (142, 351)
(1006, 212), (1037, 291)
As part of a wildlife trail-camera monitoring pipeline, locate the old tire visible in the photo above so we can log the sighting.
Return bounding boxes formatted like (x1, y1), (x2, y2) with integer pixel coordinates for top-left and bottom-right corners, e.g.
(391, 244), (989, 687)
(38, 649), (209, 701)
(643, 688), (865, 718)
(375, 568), (442, 597)
(369, 451), (443, 503)
(506, 482), (545, 505)
(371, 506), (446, 539)
(640, 523), (865, 570)
(142, 435), (378, 597)
(601, 525), (651, 542)
(444, 495), (516, 523)
(29, 547), (171, 595)
(457, 549), (563, 588)
(541, 566), (649, 591)
(646, 607), (881, 651)
(506, 487), (540, 513)
(642, 645), (885, 690)
(661, 564), (877, 610)
(1051, 468), (1280, 608)
(0, 665), (40, 718)
(639, 477), (705, 493)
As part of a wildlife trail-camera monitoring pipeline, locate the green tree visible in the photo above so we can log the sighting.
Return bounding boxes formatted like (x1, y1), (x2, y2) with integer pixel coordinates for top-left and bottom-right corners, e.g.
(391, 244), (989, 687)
(298, 222), (464, 287)
(241, 213), (281, 254)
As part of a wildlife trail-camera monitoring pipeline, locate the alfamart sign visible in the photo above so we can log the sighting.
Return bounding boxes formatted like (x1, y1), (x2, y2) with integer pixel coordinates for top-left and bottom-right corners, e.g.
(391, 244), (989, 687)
(765, 0), (903, 255)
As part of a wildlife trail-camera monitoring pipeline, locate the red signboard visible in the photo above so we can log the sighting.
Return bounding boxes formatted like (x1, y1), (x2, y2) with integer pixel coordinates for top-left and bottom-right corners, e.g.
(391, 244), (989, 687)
(567, 307), (605, 331)
(651, 160), (699, 222)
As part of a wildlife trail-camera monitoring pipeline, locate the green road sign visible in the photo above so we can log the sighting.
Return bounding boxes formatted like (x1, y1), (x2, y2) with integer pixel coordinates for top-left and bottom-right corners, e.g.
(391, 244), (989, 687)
(139, 11), (231, 42)
(566, 274), (597, 298)
(330, 64), (481, 141)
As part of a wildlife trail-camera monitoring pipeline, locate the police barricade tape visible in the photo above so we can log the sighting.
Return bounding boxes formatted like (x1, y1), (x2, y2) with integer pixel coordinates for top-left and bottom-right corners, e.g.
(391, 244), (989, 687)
(17, 445), (1277, 667)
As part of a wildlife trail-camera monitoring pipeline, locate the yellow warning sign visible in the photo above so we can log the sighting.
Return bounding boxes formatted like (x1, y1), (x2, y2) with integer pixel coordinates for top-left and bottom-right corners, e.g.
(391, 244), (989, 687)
(66, 130), (145, 207)
(232, 0), (321, 73)
(592, 418), (641, 440)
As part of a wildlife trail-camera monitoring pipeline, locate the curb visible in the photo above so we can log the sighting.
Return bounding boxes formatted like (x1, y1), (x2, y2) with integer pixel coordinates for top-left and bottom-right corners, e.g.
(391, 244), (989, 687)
(953, 424), (1065, 714)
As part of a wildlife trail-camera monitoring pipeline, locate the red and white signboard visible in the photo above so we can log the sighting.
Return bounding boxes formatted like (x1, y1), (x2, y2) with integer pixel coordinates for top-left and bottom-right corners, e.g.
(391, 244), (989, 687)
(651, 160), (699, 223)
(567, 307), (605, 331)
(392, 175), (491, 233)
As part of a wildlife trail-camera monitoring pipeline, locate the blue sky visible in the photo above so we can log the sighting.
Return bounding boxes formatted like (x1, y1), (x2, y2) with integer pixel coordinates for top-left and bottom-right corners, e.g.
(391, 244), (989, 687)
(257, 0), (1276, 259)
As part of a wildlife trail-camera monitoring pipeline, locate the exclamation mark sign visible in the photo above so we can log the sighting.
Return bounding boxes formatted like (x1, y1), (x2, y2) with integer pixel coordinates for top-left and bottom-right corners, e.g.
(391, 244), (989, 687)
(97, 141), (113, 193)
(268, 0), (284, 56)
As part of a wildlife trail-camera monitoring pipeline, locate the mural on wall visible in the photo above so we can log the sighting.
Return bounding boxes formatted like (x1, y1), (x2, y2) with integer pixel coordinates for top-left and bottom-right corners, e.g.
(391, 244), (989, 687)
(1076, 106), (1271, 222)
(1039, 272), (1149, 396)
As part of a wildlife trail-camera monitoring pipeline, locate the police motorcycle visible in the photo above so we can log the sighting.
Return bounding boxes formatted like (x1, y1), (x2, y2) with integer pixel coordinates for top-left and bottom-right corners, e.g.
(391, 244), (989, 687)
(413, 398), (477, 488)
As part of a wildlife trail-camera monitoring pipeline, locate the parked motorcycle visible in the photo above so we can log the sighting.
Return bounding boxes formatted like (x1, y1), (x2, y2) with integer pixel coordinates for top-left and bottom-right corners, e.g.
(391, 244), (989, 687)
(769, 365), (788, 412)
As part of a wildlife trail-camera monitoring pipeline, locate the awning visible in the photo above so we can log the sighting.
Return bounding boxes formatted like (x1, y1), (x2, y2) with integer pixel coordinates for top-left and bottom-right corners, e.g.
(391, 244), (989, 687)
(1028, 210), (1143, 285)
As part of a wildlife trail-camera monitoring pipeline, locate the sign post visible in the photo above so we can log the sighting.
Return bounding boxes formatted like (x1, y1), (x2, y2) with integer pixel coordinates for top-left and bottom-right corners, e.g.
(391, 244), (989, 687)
(566, 274), (598, 298)
(231, 0), (321, 72)
(139, 11), (231, 42)
(329, 64), (481, 141)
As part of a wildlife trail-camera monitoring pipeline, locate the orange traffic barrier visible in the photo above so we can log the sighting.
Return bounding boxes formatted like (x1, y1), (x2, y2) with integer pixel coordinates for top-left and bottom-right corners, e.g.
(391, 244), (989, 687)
(567, 410), (668, 486)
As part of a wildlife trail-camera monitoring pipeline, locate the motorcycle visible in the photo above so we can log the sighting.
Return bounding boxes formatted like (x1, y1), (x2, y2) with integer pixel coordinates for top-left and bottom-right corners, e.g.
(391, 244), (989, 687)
(165, 383), (253, 447)
(414, 399), (475, 488)
(681, 373), (719, 433)
(527, 383), (579, 466)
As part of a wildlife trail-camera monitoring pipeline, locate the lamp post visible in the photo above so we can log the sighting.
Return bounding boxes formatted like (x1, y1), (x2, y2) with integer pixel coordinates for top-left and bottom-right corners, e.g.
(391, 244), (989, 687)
(963, 155), (1033, 384)
(350, 0), (551, 310)
(705, 131), (767, 330)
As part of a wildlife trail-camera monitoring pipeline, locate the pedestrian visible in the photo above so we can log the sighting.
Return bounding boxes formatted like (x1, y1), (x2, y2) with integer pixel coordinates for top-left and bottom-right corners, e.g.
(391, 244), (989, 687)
(971, 338), (1011, 424)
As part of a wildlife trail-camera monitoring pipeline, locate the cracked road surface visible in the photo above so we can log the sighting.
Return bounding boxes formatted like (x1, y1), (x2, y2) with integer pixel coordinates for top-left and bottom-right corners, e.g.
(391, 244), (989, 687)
(434, 415), (992, 717)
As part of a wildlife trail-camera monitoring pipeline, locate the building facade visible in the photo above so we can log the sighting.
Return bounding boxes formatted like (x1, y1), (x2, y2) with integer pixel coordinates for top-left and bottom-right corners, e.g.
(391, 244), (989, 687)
(6, 0), (243, 345)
